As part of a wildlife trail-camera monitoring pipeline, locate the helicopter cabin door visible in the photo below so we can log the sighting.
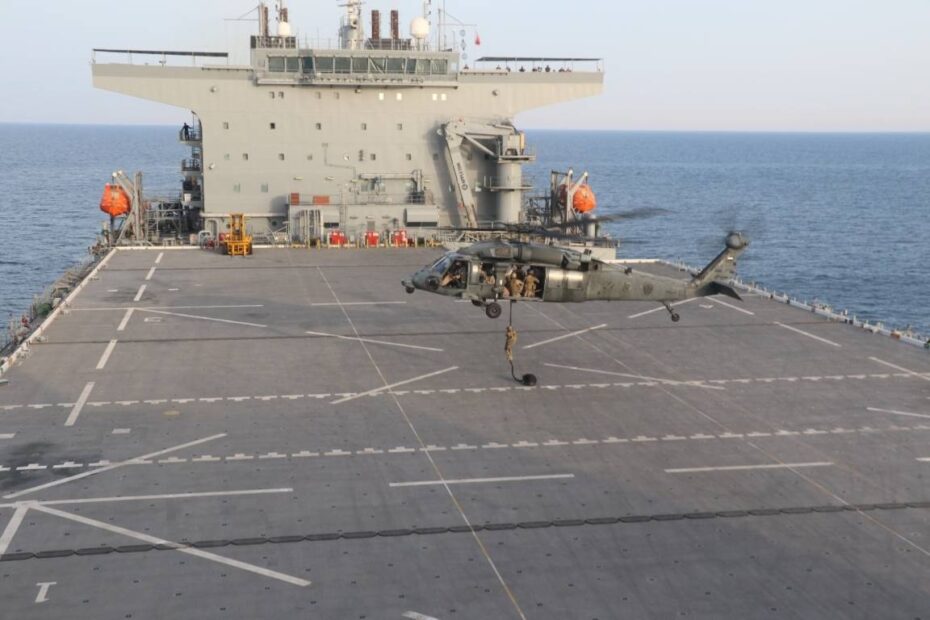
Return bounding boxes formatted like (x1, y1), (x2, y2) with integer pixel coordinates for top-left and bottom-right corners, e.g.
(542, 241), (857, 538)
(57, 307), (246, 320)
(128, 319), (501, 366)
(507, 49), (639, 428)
(542, 268), (587, 302)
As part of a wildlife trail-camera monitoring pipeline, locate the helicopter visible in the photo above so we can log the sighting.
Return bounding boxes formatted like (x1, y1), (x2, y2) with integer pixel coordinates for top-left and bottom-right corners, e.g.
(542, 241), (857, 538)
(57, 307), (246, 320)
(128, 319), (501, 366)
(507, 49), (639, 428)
(402, 232), (750, 320)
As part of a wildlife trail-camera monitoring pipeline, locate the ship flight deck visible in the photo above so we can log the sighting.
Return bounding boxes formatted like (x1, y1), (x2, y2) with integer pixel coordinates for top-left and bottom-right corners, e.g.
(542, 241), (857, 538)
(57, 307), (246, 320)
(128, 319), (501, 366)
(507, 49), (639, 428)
(0, 247), (928, 619)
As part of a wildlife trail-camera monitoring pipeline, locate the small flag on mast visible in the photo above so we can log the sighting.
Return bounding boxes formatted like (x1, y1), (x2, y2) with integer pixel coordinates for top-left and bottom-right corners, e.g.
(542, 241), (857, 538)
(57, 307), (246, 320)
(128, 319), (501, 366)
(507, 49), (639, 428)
(475, 32), (481, 46)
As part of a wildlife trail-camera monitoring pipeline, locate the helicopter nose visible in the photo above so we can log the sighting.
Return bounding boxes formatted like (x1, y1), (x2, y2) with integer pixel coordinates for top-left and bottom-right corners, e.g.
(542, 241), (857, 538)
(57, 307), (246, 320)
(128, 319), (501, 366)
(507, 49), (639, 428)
(404, 269), (426, 293)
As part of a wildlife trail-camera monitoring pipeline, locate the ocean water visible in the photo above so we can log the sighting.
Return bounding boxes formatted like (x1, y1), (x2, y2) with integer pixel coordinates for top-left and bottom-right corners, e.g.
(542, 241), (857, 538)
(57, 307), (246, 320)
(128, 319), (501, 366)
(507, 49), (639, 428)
(0, 125), (927, 336)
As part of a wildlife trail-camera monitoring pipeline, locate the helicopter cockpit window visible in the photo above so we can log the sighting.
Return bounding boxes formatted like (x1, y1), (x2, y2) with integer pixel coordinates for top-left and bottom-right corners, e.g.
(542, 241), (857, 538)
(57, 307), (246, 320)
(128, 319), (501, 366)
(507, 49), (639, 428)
(430, 256), (453, 274)
(440, 260), (468, 289)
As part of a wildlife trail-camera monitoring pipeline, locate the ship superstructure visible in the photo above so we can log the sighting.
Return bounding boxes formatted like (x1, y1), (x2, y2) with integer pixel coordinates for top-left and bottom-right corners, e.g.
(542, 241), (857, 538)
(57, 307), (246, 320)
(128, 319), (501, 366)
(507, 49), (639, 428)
(91, 1), (603, 243)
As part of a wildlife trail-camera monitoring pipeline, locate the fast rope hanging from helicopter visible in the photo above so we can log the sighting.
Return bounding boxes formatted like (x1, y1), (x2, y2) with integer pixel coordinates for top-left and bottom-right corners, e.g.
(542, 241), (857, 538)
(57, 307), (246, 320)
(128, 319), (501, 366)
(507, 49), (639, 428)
(505, 301), (537, 386)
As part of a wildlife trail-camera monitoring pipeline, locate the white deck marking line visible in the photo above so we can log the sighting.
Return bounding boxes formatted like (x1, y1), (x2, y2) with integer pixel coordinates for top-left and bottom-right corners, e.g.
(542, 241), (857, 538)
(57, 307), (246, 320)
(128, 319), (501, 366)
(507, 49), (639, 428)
(331, 367), (458, 404)
(402, 612), (440, 620)
(145, 267), (156, 281)
(64, 382), (95, 427)
(138, 308), (267, 328)
(544, 363), (724, 390)
(775, 322), (841, 348)
(95, 340), (118, 371)
(867, 407), (930, 420)
(306, 330), (443, 352)
(3, 423), (930, 471)
(35, 581), (56, 603)
(13, 488), (292, 508)
(918, 458), (930, 462)
(133, 284), (147, 302)
(154, 252), (164, 264)
(0, 434), (15, 439)
(310, 301), (407, 307)
(0, 503), (30, 556)
(523, 324), (608, 350)
(31, 504), (311, 587)
(313, 265), (526, 619)
(709, 296), (755, 315)
(665, 462), (833, 474)
(3, 433), (226, 499)
(627, 298), (697, 319)
(869, 357), (930, 382)
(390, 474), (575, 488)
(116, 307), (134, 332)
(72, 305), (265, 312)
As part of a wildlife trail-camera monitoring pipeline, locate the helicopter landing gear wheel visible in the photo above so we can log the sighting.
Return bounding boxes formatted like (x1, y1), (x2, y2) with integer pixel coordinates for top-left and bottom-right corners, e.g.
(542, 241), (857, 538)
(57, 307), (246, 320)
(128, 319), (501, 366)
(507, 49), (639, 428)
(405, 286), (415, 295)
(663, 302), (681, 323)
(671, 312), (680, 323)
(485, 302), (502, 319)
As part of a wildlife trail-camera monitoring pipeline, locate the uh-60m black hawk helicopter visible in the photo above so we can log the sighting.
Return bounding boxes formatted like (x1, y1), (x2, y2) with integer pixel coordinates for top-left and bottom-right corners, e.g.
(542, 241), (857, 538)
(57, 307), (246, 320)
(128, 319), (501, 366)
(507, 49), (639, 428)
(402, 232), (750, 321)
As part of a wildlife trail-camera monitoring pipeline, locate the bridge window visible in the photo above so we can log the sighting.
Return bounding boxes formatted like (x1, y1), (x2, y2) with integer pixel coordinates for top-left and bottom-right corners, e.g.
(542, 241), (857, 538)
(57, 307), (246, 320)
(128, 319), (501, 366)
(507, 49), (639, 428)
(314, 56), (334, 73)
(405, 59), (419, 74)
(334, 57), (351, 74)
(370, 58), (386, 73)
(352, 57), (368, 73)
(431, 59), (448, 75)
(301, 57), (314, 73)
(286, 57), (299, 72)
(386, 57), (405, 73)
(268, 57), (286, 72)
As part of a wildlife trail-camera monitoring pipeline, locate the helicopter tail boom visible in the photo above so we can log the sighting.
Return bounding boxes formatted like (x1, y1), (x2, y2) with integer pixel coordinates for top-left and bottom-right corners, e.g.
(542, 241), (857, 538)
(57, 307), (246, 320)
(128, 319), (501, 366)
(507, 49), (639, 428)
(690, 232), (749, 292)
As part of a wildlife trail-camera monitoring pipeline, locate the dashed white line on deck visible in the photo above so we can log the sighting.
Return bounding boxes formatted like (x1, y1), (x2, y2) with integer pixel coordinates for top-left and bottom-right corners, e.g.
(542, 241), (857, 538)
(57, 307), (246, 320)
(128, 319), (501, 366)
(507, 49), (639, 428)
(0, 434), (15, 439)
(665, 462), (833, 474)
(775, 322), (841, 348)
(3, 433), (226, 500)
(116, 308), (134, 332)
(145, 267), (157, 281)
(390, 474), (575, 488)
(154, 252), (164, 265)
(95, 340), (118, 370)
(64, 382), (95, 427)
(3, 423), (929, 473)
(133, 284), (147, 302)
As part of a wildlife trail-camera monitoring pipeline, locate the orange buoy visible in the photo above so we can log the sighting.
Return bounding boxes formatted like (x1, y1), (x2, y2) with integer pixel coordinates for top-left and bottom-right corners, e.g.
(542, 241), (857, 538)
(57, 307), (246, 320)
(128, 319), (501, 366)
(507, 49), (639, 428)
(558, 183), (597, 214)
(99, 184), (131, 218)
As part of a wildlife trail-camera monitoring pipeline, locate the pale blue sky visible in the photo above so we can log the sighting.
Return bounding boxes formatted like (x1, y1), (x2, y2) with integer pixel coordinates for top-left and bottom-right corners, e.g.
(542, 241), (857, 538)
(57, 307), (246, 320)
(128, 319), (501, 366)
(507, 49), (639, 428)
(0, 0), (927, 131)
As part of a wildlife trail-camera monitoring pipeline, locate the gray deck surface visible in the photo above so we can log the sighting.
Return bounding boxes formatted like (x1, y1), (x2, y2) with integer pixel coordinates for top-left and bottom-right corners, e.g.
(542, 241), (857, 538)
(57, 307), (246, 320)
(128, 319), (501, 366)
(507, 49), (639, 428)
(0, 247), (928, 619)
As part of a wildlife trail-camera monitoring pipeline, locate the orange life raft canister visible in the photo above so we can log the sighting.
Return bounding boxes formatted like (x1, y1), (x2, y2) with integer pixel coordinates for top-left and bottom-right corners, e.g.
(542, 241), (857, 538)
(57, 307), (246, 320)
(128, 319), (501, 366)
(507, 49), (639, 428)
(99, 184), (131, 217)
(558, 183), (597, 214)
